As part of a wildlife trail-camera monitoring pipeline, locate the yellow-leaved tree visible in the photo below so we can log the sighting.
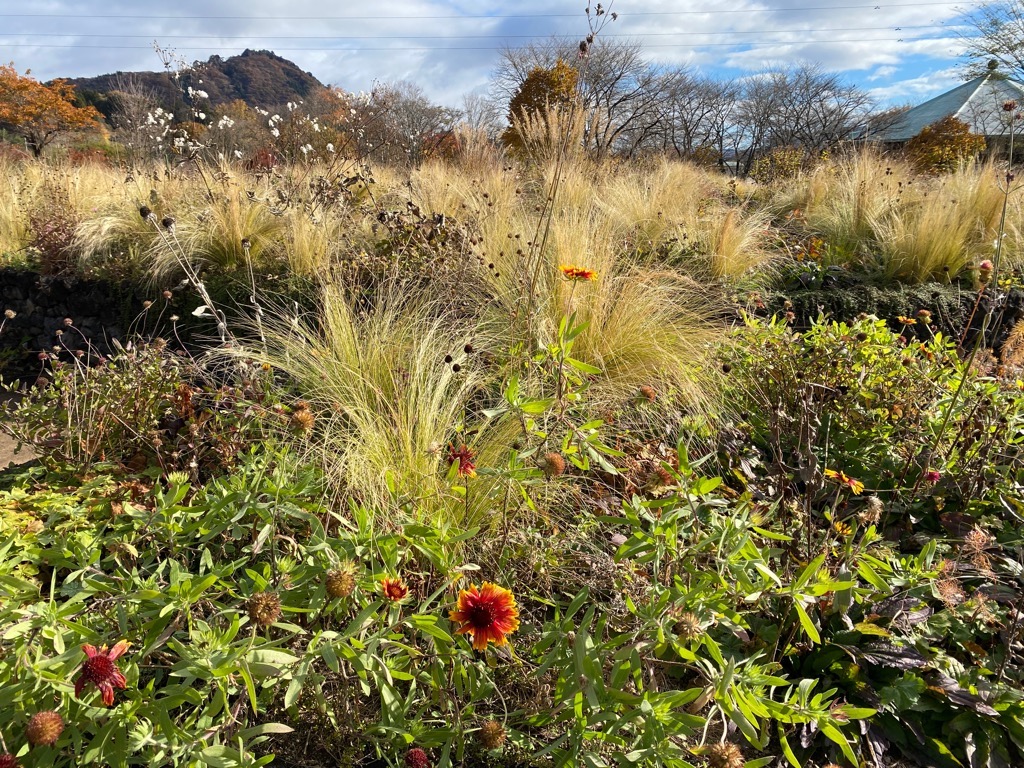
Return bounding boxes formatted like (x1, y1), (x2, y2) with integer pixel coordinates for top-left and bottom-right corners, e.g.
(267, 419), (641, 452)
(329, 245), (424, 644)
(0, 64), (101, 157)
(501, 59), (580, 155)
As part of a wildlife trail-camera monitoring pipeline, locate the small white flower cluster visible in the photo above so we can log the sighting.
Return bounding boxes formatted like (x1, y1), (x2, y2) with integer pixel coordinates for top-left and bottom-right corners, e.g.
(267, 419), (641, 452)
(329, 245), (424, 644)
(217, 115), (235, 130)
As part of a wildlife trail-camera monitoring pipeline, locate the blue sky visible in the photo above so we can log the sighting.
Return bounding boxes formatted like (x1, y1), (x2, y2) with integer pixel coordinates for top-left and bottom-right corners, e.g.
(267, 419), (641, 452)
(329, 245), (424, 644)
(0, 0), (985, 109)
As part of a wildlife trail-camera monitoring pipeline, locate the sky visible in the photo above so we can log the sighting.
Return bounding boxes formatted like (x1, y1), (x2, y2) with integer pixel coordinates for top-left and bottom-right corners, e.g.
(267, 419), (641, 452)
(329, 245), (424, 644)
(0, 0), (991, 109)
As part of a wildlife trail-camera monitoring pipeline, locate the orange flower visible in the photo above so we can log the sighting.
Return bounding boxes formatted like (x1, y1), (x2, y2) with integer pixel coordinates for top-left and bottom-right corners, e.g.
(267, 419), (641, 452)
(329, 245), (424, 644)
(824, 468), (864, 495)
(450, 582), (521, 651)
(75, 640), (130, 706)
(448, 444), (476, 478)
(381, 576), (409, 602)
(559, 264), (598, 281)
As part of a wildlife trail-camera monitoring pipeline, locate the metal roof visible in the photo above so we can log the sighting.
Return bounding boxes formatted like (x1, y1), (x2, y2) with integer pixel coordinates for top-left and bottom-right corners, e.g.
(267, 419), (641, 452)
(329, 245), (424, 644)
(871, 73), (1024, 142)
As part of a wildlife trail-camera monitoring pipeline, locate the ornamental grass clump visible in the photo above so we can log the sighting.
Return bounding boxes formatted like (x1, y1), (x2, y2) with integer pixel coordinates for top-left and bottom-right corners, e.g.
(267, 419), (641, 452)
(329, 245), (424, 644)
(248, 280), (485, 517)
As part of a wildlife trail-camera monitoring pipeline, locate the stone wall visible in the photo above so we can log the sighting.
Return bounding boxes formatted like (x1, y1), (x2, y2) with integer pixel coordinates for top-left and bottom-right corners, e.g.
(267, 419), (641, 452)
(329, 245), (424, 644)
(0, 268), (208, 382)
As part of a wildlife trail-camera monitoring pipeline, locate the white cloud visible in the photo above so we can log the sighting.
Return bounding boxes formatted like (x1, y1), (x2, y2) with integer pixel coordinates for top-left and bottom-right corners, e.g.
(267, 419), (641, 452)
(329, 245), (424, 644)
(0, 0), (982, 107)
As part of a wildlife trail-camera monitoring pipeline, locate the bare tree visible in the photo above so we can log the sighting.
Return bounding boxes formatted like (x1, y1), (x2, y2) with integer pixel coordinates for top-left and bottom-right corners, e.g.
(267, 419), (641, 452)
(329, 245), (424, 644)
(354, 81), (461, 165)
(460, 91), (504, 139)
(492, 37), (673, 157)
(729, 64), (872, 175)
(960, 0), (1024, 80)
(108, 73), (164, 161)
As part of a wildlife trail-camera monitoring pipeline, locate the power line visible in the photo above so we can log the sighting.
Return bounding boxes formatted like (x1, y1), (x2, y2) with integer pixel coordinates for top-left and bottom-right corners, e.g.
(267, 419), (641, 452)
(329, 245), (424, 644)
(0, 25), (958, 40)
(0, 37), (961, 52)
(0, 2), (969, 20)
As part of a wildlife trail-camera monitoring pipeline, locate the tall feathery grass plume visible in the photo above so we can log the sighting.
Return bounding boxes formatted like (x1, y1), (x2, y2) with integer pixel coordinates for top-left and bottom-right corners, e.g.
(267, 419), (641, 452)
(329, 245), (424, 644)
(242, 278), (489, 518)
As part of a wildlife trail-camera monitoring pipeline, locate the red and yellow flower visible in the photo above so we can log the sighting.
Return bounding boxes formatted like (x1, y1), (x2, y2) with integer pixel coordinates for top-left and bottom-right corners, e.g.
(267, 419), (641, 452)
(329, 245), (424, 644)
(558, 264), (598, 282)
(448, 444), (477, 478)
(75, 640), (130, 706)
(450, 582), (521, 651)
(381, 576), (410, 602)
(823, 468), (864, 495)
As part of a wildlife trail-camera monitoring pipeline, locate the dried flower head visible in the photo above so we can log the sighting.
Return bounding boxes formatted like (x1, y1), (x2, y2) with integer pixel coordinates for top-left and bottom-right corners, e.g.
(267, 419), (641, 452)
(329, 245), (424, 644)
(478, 719), (507, 750)
(646, 466), (675, 493)
(674, 611), (703, 640)
(247, 591), (282, 627)
(638, 384), (657, 402)
(75, 640), (130, 706)
(859, 495), (884, 526)
(404, 748), (431, 768)
(979, 260), (994, 284)
(325, 561), (358, 599)
(139, 205), (153, 220)
(707, 742), (745, 768)
(26, 710), (64, 746)
(160, 216), (175, 230)
(964, 526), (993, 556)
(936, 577), (966, 608)
(4, 309), (15, 320)
(450, 582), (521, 651)
(540, 451), (566, 478)
(1004, 100), (1019, 112)
(381, 576), (410, 602)
(0, 754), (19, 768)
(291, 408), (315, 432)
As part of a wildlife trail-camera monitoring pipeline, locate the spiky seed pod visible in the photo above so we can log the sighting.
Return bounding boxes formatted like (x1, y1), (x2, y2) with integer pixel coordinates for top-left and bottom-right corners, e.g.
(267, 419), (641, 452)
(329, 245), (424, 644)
(478, 719), (507, 750)
(638, 385), (656, 402)
(646, 467), (674, 493)
(291, 409), (315, 432)
(325, 562), (357, 599)
(26, 711), (64, 746)
(404, 748), (431, 768)
(707, 742), (744, 768)
(541, 452), (566, 478)
(675, 612), (703, 641)
(247, 592), (282, 627)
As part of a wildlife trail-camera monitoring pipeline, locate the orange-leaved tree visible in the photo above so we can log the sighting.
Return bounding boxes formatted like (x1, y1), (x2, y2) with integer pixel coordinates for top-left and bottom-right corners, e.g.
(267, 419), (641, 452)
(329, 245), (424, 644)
(501, 59), (580, 154)
(0, 64), (101, 157)
(905, 115), (987, 173)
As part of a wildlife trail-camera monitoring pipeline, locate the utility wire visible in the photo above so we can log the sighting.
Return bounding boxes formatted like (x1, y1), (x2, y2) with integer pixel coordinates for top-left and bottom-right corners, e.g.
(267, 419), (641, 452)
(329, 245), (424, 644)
(0, 25), (958, 40)
(0, 2), (969, 20)
(0, 37), (961, 51)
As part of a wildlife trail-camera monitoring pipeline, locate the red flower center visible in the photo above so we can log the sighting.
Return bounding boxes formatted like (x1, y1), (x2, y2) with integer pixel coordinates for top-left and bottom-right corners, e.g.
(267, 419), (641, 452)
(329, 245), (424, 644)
(469, 604), (493, 629)
(83, 655), (115, 682)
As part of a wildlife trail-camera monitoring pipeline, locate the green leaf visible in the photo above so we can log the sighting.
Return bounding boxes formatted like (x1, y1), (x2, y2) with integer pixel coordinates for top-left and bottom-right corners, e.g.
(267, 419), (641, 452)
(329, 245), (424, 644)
(793, 601), (820, 644)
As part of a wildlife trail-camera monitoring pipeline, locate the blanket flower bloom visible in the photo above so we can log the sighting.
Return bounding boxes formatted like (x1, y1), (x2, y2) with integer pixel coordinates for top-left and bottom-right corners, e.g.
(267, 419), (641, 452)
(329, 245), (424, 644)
(75, 640), (130, 706)
(824, 468), (864, 495)
(450, 582), (520, 651)
(448, 444), (477, 478)
(381, 576), (410, 602)
(559, 264), (598, 281)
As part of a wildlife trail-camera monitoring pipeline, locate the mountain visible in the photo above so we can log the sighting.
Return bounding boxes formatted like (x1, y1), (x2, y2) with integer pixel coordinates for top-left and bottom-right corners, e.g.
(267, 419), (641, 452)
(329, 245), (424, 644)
(67, 50), (325, 119)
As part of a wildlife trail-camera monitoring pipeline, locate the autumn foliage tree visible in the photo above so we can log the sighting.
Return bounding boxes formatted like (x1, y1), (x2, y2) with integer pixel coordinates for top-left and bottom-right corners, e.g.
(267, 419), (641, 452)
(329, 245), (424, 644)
(905, 115), (987, 173)
(0, 64), (101, 157)
(501, 58), (579, 154)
